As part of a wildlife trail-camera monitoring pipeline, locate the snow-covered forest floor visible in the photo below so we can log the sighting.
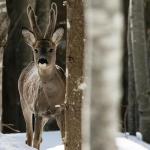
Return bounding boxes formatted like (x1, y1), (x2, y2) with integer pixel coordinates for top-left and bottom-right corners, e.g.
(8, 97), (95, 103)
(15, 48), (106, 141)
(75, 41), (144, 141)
(0, 131), (150, 150)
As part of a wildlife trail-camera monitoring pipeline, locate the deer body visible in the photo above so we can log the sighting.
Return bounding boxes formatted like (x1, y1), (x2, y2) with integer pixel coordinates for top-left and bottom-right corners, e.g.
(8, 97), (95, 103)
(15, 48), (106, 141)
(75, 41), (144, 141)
(19, 62), (65, 117)
(18, 3), (65, 149)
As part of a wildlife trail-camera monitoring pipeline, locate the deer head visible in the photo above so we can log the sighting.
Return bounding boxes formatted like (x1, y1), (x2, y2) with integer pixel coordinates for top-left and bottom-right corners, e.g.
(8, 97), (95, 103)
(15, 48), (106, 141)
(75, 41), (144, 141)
(22, 3), (64, 71)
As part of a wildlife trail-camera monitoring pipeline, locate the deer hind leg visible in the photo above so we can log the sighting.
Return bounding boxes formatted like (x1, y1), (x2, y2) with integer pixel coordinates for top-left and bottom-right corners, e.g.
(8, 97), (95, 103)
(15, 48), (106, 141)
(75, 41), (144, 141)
(33, 115), (47, 150)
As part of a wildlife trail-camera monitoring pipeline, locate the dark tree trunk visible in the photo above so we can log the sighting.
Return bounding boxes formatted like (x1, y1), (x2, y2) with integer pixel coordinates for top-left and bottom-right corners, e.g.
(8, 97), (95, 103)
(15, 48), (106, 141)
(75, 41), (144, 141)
(146, 0), (150, 90)
(129, 0), (150, 143)
(0, 7), (9, 131)
(127, 28), (138, 134)
(122, 0), (129, 132)
(53, 0), (67, 70)
(35, 0), (50, 33)
(127, 0), (139, 134)
(2, 0), (32, 133)
(65, 0), (84, 150)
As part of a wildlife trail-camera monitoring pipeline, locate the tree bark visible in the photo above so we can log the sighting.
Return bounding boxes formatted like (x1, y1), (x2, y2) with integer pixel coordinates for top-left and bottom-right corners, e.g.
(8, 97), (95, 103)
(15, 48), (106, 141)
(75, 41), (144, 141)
(146, 0), (150, 79)
(0, 11), (9, 132)
(35, 0), (50, 33)
(121, 0), (130, 132)
(83, 0), (123, 150)
(54, 0), (67, 70)
(2, 0), (32, 133)
(130, 0), (150, 143)
(127, 28), (138, 134)
(65, 0), (84, 150)
(127, 0), (139, 134)
(0, 0), (7, 132)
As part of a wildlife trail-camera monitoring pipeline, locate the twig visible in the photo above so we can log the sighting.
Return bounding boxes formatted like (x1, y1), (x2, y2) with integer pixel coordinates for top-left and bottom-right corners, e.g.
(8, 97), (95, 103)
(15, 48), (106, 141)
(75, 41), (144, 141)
(2, 123), (20, 133)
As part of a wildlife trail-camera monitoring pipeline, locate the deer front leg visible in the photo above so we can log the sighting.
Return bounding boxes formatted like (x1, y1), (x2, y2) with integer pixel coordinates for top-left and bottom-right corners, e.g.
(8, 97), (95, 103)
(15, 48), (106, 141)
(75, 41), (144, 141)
(33, 115), (45, 150)
(55, 110), (65, 143)
(21, 102), (33, 146)
(25, 114), (33, 146)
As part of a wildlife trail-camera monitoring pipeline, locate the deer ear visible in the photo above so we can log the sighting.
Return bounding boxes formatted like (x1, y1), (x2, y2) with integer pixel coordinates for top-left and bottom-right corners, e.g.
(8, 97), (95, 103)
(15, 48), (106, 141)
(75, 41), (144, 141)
(22, 28), (36, 46)
(52, 28), (64, 46)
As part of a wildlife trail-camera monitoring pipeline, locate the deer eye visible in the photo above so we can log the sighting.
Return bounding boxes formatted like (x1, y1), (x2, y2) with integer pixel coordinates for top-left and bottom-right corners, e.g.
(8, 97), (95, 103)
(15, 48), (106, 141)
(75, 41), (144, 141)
(48, 48), (54, 53)
(34, 49), (38, 53)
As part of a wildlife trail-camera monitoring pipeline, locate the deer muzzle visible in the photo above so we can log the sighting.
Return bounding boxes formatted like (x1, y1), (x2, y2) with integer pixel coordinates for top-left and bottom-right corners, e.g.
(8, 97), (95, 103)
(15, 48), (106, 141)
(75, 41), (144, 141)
(38, 58), (48, 69)
(38, 58), (48, 64)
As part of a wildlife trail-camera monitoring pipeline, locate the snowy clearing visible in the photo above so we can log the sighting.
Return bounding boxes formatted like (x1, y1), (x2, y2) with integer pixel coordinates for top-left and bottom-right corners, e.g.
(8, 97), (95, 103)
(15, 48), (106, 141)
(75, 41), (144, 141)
(0, 131), (150, 150)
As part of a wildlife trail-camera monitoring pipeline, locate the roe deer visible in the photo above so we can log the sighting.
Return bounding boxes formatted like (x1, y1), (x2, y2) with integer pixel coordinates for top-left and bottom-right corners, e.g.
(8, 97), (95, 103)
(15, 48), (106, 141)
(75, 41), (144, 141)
(18, 3), (65, 150)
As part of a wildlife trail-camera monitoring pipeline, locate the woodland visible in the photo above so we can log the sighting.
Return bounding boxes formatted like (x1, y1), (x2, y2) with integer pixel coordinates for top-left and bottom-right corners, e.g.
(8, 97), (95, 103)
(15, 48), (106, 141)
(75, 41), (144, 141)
(0, 0), (149, 150)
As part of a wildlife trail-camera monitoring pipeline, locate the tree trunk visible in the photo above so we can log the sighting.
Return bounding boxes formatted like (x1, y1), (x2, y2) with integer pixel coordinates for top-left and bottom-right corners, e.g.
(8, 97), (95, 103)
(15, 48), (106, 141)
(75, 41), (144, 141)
(82, 0), (123, 150)
(121, 0), (129, 132)
(146, 0), (150, 80)
(35, 0), (50, 33)
(127, 0), (139, 134)
(65, 0), (84, 150)
(127, 27), (138, 134)
(54, 0), (67, 70)
(130, 0), (150, 143)
(2, 0), (32, 133)
(0, 11), (9, 132)
(0, 0), (7, 133)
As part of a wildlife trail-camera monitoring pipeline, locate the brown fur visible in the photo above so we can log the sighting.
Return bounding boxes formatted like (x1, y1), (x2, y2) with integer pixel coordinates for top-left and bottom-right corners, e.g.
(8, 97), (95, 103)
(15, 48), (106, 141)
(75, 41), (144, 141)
(18, 62), (65, 149)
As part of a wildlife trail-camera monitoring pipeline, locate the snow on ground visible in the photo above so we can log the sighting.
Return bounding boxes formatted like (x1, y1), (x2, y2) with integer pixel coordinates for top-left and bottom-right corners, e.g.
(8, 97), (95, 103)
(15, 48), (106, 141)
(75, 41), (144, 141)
(0, 131), (62, 150)
(117, 138), (148, 150)
(47, 145), (64, 150)
(118, 133), (150, 149)
(0, 133), (36, 150)
(0, 131), (150, 150)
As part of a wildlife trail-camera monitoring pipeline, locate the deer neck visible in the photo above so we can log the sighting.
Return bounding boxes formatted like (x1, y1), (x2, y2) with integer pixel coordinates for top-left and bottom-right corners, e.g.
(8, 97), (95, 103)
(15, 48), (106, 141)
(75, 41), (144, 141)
(37, 65), (56, 83)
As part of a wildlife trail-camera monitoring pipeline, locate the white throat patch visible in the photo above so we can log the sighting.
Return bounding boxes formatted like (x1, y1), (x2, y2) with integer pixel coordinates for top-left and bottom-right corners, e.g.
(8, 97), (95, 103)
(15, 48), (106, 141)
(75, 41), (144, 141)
(38, 63), (47, 69)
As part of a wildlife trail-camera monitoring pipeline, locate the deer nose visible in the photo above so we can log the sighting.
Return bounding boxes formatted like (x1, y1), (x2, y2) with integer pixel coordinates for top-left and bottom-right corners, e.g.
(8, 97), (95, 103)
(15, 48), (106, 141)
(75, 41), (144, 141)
(38, 58), (48, 64)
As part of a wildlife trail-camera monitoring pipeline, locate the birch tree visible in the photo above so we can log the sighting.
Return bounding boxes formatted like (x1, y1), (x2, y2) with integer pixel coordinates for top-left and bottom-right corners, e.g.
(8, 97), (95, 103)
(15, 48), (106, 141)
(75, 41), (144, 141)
(83, 0), (123, 149)
(65, 0), (84, 150)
